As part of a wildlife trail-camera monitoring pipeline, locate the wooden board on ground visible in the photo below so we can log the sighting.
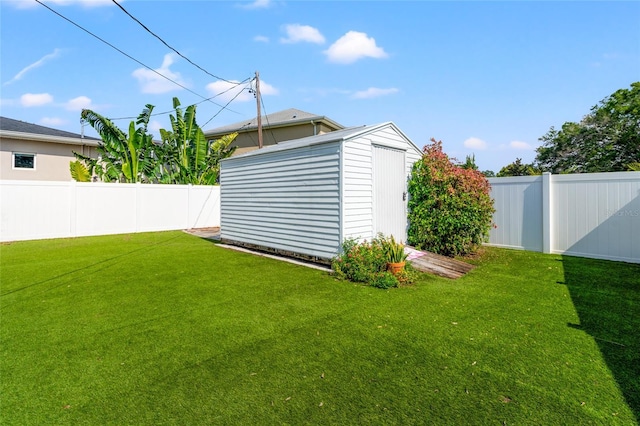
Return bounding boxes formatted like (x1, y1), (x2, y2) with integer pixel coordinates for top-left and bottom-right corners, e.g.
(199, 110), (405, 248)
(406, 247), (475, 279)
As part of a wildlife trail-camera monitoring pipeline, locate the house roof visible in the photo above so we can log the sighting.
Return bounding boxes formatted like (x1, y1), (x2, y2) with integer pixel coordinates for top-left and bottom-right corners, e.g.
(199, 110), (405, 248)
(222, 122), (422, 161)
(0, 116), (100, 146)
(204, 108), (344, 136)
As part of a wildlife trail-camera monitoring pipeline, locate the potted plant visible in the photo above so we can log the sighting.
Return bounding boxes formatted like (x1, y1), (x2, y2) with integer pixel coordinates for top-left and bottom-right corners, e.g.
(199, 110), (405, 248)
(384, 235), (408, 275)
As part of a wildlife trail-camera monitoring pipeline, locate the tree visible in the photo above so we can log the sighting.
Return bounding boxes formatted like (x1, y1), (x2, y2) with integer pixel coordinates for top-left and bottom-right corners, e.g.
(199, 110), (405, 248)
(535, 82), (640, 173)
(157, 97), (237, 185)
(461, 154), (478, 170)
(497, 158), (539, 177)
(74, 106), (157, 183)
(407, 139), (495, 257)
(482, 170), (496, 178)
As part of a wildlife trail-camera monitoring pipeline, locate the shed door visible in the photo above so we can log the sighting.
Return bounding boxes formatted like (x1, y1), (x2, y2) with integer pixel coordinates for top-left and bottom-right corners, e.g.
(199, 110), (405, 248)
(373, 145), (407, 241)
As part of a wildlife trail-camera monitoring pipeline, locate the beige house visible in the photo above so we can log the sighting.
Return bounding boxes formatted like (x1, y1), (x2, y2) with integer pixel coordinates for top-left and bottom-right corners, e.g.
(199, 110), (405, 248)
(0, 117), (100, 181)
(204, 108), (344, 155)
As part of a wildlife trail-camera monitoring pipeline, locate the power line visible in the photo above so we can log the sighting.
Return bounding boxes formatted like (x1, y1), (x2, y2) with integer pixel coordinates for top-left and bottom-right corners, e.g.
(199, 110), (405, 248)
(35, 0), (242, 115)
(108, 77), (252, 121)
(202, 80), (255, 128)
(111, 0), (235, 84)
(260, 95), (279, 146)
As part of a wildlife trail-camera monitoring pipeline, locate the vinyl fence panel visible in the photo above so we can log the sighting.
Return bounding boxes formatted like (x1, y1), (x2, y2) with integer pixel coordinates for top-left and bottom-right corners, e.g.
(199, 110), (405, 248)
(0, 181), (220, 242)
(488, 172), (640, 263)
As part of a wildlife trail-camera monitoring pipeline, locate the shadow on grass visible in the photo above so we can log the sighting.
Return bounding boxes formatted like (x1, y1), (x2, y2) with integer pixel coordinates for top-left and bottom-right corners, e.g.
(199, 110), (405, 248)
(561, 255), (640, 421)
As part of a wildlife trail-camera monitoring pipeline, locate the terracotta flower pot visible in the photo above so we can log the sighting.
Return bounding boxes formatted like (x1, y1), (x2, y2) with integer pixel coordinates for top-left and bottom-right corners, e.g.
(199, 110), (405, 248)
(387, 261), (405, 275)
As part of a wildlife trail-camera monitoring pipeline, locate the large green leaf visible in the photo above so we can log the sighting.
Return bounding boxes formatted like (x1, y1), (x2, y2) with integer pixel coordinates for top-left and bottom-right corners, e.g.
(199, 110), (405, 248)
(69, 160), (91, 182)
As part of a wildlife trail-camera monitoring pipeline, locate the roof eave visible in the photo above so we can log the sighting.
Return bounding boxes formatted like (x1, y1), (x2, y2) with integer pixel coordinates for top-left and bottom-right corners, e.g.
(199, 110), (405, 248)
(205, 116), (344, 137)
(0, 130), (100, 147)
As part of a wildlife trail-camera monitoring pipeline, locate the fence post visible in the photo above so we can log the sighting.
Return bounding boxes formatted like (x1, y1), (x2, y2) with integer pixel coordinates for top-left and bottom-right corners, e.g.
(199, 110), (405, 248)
(542, 172), (552, 253)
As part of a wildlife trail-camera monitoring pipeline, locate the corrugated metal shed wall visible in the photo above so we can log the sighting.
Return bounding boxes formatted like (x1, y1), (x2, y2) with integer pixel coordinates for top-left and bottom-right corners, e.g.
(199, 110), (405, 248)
(220, 142), (342, 260)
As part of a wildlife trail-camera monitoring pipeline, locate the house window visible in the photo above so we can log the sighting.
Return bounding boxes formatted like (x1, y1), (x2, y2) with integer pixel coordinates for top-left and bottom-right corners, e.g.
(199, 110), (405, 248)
(13, 152), (36, 170)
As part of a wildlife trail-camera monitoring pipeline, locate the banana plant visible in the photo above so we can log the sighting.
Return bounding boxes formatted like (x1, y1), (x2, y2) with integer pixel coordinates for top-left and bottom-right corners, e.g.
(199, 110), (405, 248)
(159, 97), (237, 184)
(75, 105), (156, 183)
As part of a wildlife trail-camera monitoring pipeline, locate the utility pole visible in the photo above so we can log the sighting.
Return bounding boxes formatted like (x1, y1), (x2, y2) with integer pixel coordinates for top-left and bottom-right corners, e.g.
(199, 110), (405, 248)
(255, 71), (263, 149)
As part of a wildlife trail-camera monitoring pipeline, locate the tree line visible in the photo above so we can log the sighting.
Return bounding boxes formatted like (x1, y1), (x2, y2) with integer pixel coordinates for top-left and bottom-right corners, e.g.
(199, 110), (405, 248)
(489, 82), (640, 176)
(71, 97), (237, 184)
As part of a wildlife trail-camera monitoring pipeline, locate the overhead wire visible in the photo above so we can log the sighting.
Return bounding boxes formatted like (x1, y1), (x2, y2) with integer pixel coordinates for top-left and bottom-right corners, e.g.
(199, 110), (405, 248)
(111, 0), (236, 84)
(201, 79), (255, 128)
(259, 94), (279, 146)
(205, 81), (279, 147)
(108, 76), (252, 122)
(35, 0), (244, 116)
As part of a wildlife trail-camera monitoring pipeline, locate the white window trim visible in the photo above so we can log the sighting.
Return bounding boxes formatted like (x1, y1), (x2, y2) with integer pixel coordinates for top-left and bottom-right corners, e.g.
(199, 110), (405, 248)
(12, 152), (36, 171)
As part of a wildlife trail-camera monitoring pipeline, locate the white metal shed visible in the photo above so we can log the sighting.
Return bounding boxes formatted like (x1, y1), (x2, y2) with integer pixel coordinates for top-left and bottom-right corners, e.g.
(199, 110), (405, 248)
(219, 122), (423, 263)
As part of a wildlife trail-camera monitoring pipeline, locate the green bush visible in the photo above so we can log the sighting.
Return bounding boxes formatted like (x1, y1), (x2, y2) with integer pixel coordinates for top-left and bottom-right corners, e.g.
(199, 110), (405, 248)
(407, 139), (495, 257)
(331, 237), (387, 284)
(332, 235), (419, 288)
(370, 271), (399, 289)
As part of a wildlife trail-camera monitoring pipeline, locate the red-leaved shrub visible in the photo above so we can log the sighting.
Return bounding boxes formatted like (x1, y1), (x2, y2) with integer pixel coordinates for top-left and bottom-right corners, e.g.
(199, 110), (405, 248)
(408, 139), (495, 256)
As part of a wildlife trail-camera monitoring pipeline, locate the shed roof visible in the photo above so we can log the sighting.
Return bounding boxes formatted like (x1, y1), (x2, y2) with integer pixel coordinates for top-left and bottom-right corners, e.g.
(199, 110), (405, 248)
(204, 108), (344, 136)
(222, 121), (422, 161)
(0, 116), (100, 145)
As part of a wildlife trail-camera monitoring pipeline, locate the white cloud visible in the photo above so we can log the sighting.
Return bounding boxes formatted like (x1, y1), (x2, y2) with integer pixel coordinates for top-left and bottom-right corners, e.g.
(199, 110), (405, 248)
(280, 24), (325, 44)
(21, 93), (54, 107)
(4, 48), (62, 86)
(351, 87), (399, 99)
(509, 140), (532, 150)
(463, 137), (488, 150)
(132, 53), (188, 94)
(40, 117), (66, 127)
(65, 96), (93, 111)
(254, 35), (269, 43)
(324, 31), (388, 64)
(239, 0), (272, 9)
(206, 79), (278, 103)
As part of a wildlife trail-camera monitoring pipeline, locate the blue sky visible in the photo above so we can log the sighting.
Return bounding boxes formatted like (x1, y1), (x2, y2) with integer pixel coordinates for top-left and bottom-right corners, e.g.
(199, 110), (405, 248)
(1, 0), (638, 172)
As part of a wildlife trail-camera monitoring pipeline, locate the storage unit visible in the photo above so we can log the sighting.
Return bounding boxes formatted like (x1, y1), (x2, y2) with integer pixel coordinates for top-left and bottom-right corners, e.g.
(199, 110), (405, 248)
(219, 122), (422, 263)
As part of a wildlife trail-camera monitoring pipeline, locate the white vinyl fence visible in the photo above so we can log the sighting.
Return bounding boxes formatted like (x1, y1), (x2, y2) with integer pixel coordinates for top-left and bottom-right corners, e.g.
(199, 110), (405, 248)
(488, 172), (640, 263)
(0, 180), (220, 243)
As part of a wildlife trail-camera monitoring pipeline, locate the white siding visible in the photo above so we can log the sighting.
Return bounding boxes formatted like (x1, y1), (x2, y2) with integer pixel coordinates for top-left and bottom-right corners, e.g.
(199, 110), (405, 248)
(342, 136), (373, 241)
(220, 142), (342, 260)
(341, 125), (422, 243)
(405, 145), (422, 177)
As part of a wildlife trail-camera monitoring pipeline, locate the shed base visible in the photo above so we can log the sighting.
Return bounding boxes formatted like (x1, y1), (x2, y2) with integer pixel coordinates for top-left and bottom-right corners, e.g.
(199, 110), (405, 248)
(220, 238), (333, 267)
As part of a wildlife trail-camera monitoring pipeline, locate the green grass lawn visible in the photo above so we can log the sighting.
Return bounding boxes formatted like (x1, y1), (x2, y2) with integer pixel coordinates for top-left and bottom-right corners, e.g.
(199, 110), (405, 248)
(1, 231), (638, 425)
